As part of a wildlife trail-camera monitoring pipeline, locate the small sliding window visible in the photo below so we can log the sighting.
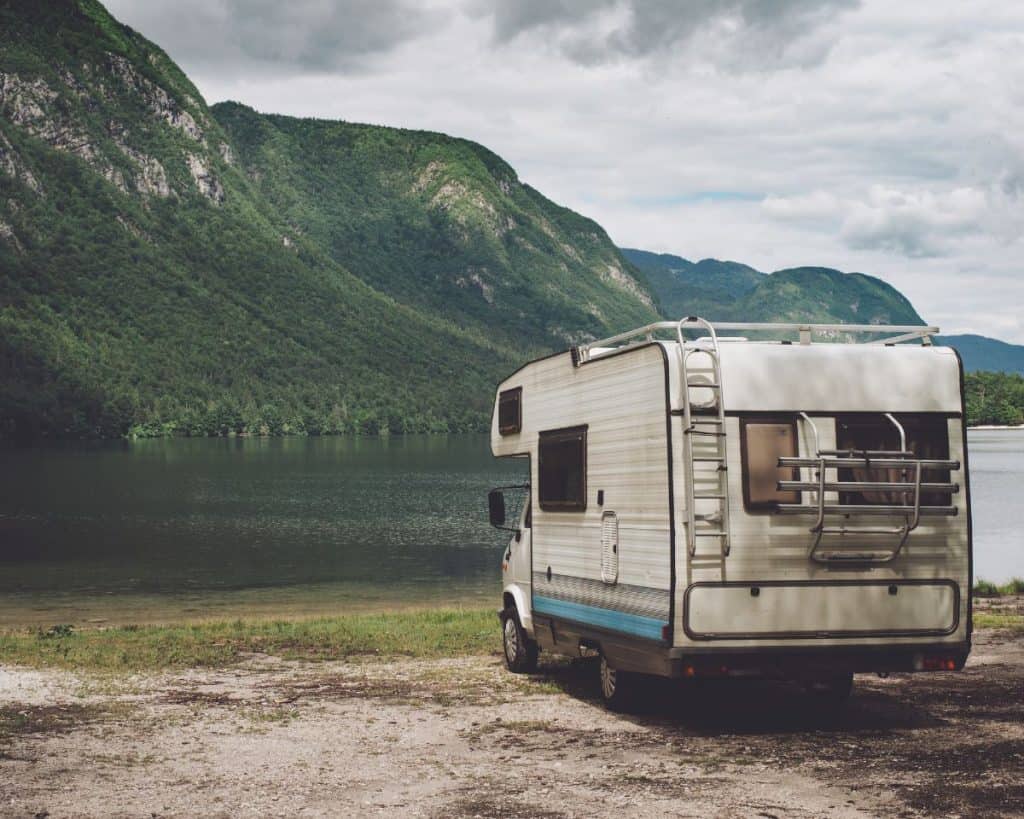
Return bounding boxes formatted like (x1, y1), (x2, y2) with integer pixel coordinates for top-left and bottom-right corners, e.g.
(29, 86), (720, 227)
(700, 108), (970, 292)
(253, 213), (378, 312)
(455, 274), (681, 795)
(739, 416), (799, 511)
(498, 387), (522, 435)
(538, 425), (587, 512)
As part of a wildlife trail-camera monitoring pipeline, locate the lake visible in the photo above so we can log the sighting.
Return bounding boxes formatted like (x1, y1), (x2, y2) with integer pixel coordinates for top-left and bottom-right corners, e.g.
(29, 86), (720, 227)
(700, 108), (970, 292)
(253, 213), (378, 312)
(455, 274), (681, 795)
(0, 430), (1020, 627)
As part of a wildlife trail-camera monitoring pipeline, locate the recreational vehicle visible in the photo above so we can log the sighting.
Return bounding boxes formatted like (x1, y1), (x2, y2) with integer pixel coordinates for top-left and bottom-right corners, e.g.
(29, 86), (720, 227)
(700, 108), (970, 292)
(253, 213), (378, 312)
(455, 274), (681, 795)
(488, 317), (972, 710)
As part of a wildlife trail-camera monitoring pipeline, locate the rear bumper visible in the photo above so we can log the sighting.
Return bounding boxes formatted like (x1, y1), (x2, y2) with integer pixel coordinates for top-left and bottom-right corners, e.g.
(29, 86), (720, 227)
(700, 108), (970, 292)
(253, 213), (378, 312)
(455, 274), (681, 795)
(667, 640), (970, 678)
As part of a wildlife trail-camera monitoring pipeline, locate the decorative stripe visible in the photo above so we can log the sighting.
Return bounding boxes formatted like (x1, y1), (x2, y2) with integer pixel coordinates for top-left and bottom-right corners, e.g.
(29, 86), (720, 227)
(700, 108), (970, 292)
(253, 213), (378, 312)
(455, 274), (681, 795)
(533, 596), (667, 641)
(532, 571), (670, 620)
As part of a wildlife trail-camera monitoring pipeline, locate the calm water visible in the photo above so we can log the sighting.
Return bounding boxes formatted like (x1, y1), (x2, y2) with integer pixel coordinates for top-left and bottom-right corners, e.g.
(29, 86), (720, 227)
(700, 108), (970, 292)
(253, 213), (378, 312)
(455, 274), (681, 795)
(0, 430), (1019, 626)
(0, 435), (526, 626)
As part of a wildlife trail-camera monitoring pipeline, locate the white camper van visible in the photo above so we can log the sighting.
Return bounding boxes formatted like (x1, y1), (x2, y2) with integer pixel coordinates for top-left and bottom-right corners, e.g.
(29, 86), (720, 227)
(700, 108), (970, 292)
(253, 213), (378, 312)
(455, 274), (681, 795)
(488, 317), (971, 710)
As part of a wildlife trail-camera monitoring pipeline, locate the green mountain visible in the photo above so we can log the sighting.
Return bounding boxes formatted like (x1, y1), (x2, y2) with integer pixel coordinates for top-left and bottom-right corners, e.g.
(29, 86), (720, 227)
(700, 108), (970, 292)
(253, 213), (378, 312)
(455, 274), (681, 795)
(212, 104), (658, 350)
(2, 0), (1012, 439)
(936, 335), (1024, 375)
(0, 0), (657, 438)
(620, 249), (763, 318)
(623, 248), (924, 326)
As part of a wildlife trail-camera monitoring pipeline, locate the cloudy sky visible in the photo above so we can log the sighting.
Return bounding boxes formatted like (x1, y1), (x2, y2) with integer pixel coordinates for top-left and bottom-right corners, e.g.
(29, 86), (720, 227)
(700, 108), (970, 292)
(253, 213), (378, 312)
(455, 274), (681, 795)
(106, 0), (1024, 341)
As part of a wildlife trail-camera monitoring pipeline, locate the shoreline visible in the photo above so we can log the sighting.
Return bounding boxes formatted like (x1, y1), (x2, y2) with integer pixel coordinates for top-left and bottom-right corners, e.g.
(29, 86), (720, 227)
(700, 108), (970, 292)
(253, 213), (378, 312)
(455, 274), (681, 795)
(1, 599), (1019, 673)
(0, 583), (502, 631)
(1, 610), (1021, 817)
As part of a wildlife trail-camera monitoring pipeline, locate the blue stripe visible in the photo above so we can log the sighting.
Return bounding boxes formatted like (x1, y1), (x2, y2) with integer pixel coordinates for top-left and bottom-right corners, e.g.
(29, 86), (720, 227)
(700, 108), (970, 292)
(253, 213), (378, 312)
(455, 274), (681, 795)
(533, 595), (667, 642)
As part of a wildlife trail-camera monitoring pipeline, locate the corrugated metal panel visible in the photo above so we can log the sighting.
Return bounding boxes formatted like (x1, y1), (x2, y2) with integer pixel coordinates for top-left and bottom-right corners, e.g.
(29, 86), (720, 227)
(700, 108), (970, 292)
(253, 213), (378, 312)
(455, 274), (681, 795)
(493, 345), (672, 633)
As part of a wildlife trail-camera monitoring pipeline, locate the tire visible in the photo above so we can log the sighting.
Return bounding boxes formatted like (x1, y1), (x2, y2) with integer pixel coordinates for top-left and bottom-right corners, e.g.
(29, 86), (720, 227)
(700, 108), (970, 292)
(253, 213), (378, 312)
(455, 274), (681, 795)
(502, 607), (538, 673)
(802, 672), (854, 709)
(599, 654), (640, 712)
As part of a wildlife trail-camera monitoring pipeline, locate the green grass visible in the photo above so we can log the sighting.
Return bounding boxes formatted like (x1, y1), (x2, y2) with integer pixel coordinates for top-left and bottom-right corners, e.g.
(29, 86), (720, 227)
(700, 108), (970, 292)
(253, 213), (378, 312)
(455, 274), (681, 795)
(973, 613), (1024, 632)
(0, 608), (498, 672)
(973, 578), (1024, 597)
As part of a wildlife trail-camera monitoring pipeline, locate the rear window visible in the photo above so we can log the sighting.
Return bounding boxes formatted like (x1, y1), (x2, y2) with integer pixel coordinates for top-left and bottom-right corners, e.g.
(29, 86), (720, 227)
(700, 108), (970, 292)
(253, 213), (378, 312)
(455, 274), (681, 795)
(836, 414), (952, 506)
(740, 417), (799, 510)
(538, 426), (587, 511)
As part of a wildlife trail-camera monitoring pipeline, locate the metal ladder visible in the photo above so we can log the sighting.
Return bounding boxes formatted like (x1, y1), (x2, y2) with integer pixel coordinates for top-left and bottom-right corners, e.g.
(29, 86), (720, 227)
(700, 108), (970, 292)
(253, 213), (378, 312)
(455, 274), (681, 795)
(677, 317), (730, 558)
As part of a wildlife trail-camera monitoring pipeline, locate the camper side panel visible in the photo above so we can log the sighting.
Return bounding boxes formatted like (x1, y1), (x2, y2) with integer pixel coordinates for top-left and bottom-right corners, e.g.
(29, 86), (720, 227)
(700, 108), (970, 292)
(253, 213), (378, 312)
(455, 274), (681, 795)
(492, 346), (673, 644)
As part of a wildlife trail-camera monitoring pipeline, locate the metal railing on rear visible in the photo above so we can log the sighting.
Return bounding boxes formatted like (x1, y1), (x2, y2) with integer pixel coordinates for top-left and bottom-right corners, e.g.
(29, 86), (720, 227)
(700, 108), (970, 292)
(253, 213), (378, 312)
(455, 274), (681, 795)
(777, 414), (960, 563)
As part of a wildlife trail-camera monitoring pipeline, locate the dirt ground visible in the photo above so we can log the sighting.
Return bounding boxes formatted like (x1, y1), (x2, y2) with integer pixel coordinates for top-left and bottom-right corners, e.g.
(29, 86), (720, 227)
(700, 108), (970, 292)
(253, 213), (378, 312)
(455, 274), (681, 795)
(1, 627), (1022, 818)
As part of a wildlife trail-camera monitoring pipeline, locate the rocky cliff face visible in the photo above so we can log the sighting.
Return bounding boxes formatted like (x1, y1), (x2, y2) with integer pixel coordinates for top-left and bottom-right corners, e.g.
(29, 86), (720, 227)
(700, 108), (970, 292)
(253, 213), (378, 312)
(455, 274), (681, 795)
(0, 0), (660, 438)
(0, 44), (225, 206)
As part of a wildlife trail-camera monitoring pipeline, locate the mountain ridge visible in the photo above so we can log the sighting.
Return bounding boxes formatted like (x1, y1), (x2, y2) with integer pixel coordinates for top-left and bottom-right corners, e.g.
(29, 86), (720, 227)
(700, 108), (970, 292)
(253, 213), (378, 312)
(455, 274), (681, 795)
(0, 0), (657, 438)
(0, 0), (1017, 439)
(621, 247), (925, 327)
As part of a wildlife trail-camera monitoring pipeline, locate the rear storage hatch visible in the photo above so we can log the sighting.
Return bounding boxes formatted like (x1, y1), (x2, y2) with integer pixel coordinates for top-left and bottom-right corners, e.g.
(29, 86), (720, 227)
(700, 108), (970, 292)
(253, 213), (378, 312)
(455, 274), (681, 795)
(684, 580), (959, 640)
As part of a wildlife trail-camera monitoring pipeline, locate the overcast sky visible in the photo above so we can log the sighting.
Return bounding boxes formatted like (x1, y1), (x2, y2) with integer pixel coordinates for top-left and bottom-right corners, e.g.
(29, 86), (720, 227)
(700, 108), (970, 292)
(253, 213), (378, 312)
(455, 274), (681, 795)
(105, 0), (1024, 341)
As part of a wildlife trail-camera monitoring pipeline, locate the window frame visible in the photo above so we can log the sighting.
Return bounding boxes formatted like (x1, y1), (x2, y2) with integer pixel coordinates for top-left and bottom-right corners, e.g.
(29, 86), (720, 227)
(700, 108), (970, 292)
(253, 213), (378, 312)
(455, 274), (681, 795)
(498, 387), (522, 436)
(739, 415), (801, 512)
(537, 425), (588, 512)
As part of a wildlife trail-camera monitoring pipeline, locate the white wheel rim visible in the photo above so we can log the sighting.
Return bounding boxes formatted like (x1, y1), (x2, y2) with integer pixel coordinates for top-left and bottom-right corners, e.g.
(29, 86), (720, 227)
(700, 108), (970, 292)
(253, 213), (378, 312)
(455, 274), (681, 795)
(503, 617), (519, 661)
(600, 657), (616, 699)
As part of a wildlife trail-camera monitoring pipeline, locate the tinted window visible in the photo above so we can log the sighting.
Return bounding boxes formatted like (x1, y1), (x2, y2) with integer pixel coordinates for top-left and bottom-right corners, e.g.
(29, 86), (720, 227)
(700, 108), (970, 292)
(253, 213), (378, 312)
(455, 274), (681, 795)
(538, 426), (587, 511)
(498, 388), (522, 435)
(741, 417), (799, 510)
(836, 414), (951, 506)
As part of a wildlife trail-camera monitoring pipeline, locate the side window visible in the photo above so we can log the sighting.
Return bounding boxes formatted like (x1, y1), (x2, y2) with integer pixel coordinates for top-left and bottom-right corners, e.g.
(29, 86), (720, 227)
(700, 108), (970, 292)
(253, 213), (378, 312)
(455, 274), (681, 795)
(836, 414), (951, 506)
(538, 426), (587, 511)
(498, 387), (522, 435)
(740, 417), (799, 511)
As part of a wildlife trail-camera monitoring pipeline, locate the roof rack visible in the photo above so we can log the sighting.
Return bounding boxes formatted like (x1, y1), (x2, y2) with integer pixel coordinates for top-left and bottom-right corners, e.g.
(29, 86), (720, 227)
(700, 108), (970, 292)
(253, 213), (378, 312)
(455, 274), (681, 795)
(578, 317), (939, 362)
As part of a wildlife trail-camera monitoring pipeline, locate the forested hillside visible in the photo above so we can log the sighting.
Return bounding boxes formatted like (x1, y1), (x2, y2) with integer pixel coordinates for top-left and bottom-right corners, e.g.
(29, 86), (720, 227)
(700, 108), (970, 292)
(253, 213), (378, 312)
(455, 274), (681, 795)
(965, 372), (1024, 427)
(0, 0), (656, 438)
(213, 103), (658, 350)
(937, 335), (1024, 376)
(0, 1), (1015, 438)
(622, 248), (924, 327)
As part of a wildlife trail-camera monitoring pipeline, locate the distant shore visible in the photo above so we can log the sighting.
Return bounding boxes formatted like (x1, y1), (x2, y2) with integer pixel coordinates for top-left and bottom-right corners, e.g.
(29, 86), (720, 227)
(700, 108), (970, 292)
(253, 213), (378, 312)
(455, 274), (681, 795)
(969, 424), (1024, 430)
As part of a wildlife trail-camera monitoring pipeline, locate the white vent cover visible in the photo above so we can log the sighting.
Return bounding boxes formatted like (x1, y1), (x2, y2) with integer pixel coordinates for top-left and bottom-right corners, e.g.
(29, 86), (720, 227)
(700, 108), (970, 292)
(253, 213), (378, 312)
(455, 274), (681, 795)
(601, 511), (619, 584)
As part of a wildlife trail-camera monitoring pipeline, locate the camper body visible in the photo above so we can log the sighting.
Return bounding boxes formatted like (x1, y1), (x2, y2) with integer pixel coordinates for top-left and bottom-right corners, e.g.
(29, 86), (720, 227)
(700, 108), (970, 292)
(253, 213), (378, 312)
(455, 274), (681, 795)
(489, 318), (971, 708)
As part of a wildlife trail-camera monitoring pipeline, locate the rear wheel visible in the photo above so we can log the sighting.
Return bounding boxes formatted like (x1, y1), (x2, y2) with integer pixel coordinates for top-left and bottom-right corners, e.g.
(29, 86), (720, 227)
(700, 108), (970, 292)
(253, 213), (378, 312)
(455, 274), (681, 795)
(599, 654), (640, 712)
(502, 607), (538, 673)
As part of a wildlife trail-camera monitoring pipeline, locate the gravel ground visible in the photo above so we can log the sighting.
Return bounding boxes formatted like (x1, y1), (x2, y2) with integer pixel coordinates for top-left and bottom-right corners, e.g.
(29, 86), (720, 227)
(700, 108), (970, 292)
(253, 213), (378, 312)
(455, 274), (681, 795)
(1, 627), (1022, 818)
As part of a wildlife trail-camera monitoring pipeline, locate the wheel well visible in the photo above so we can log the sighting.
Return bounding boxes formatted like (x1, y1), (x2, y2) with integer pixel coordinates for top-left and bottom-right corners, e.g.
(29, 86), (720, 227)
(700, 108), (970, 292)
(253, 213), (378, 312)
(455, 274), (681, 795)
(503, 592), (516, 612)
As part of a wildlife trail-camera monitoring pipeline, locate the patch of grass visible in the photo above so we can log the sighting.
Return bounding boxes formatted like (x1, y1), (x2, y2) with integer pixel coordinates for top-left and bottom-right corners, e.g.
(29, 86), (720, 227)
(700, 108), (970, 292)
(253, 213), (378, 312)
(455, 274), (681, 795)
(973, 579), (1001, 597)
(974, 613), (1024, 632)
(0, 608), (499, 672)
(973, 578), (1024, 597)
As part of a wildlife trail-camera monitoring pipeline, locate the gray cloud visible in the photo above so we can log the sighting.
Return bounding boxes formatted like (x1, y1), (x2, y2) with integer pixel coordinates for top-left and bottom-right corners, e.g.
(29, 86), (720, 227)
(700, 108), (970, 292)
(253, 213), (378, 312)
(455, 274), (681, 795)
(107, 0), (446, 75)
(476, 0), (861, 69)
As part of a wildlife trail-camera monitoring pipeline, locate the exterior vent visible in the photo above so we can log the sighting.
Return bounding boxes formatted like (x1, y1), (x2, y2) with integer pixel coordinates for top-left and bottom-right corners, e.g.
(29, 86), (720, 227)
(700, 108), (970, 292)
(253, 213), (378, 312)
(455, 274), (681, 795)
(601, 511), (619, 584)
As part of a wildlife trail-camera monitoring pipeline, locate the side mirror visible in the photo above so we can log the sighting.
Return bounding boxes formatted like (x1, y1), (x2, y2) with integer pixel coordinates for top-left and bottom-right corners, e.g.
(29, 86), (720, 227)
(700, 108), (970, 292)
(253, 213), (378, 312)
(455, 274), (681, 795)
(488, 489), (506, 528)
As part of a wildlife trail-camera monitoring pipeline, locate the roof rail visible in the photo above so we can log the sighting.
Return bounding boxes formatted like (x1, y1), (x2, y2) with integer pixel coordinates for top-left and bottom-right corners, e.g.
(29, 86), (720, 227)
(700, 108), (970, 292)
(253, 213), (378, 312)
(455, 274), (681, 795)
(578, 318), (939, 362)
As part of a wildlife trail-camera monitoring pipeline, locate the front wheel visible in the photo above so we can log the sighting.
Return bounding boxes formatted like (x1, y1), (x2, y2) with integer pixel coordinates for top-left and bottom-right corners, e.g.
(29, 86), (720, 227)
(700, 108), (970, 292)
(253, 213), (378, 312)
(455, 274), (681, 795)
(502, 607), (538, 673)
